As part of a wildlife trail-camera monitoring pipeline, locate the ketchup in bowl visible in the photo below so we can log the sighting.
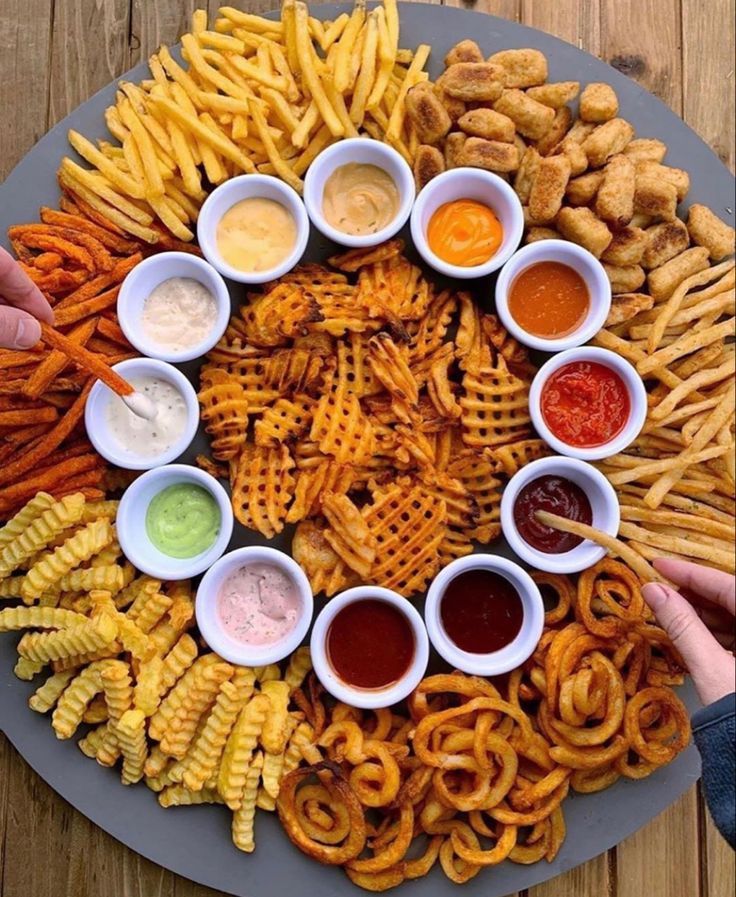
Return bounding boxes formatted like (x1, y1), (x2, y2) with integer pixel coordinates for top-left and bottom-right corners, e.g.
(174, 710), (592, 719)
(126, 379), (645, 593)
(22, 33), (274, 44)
(327, 599), (415, 690)
(513, 474), (593, 553)
(540, 360), (630, 448)
(440, 569), (524, 654)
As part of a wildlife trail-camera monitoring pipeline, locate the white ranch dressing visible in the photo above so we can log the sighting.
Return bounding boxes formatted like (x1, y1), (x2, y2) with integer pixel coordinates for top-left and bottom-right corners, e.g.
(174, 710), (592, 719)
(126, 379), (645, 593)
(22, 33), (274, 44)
(106, 376), (188, 458)
(141, 277), (218, 351)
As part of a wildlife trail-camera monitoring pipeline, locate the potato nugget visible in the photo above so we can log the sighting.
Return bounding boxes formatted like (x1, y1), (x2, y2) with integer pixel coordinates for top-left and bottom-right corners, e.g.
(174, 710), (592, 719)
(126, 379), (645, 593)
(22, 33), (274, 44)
(604, 292), (655, 326)
(624, 138), (668, 164)
(687, 204), (736, 260)
(528, 154), (571, 223)
(488, 48), (548, 88)
(642, 219), (690, 269)
(526, 81), (580, 108)
(413, 145), (445, 190)
(601, 226), (648, 266)
(565, 170), (604, 206)
(444, 131), (467, 169)
(459, 137), (520, 173)
(442, 62), (505, 102)
(647, 246), (711, 301)
(444, 39), (483, 66)
(636, 161), (690, 202)
(580, 82), (619, 122)
(457, 108), (515, 142)
(514, 147), (541, 204)
(595, 154), (636, 227)
(535, 107), (572, 156)
(581, 118), (634, 167)
(405, 83), (452, 145)
(602, 263), (646, 294)
(634, 174), (678, 220)
(525, 226), (560, 243)
(493, 89), (555, 140)
(556, 206), (613, 258)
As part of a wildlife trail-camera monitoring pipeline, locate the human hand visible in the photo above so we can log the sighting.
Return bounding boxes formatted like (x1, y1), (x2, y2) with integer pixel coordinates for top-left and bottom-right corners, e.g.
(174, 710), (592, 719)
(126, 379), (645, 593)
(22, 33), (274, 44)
(642, 558), (735, 706)
(0, 246), (54, 348)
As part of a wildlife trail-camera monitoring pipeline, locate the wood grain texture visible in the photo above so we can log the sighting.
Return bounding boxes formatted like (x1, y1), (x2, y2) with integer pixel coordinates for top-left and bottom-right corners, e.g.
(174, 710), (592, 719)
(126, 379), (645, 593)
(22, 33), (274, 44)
(0, 2), (734, 896)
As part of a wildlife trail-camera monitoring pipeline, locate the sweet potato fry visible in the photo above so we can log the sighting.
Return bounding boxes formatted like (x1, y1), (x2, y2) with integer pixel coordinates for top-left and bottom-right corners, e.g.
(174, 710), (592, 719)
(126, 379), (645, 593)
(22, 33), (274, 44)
(39, 324), (133, 398)
(23, 318), (98, 399)
(53, 286), (122, 327)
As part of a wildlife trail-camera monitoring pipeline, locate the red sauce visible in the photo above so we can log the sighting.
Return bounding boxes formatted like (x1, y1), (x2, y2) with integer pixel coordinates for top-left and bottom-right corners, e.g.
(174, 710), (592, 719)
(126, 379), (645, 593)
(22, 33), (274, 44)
(440, 569), (524, 654)
(513, 474), (593, 553)
(327, 599), (415, 690)
(541, 360), (630, 447)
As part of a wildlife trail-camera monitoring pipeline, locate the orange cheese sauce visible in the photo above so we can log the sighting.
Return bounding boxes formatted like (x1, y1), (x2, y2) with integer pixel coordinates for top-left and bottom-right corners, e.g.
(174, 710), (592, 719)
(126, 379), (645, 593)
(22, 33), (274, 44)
(427, 199), (503, 267)
(508, 261), (590, 338)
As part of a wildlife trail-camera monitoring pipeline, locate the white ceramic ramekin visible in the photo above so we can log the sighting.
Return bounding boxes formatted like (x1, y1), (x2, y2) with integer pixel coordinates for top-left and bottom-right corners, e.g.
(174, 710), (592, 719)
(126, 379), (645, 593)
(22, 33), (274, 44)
(310, 586), (429, 710)
(500, 456), (621, 574)
(197, 174), (309, 284)
(84, 358), (199, 470)
(529, 346), (648, 461)
(410, 167), (524, 279)
(196, 545), (313, 666)
(303, 138), (415, 248)
(495, 239), (612, 351)
(117, 251), (231, 363)
(424, 555), (544, 676)
(117, 464), (234, 581)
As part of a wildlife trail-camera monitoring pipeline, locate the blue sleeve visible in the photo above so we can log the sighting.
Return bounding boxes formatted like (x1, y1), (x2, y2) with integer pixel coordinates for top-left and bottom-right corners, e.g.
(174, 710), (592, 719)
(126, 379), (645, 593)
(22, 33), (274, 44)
(692, 692), (735, 849)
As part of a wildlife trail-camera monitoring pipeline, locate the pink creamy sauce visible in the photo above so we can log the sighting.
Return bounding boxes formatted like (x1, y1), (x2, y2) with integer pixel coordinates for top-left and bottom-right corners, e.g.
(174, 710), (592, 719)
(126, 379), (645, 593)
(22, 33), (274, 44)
(217, 562), (301, 646)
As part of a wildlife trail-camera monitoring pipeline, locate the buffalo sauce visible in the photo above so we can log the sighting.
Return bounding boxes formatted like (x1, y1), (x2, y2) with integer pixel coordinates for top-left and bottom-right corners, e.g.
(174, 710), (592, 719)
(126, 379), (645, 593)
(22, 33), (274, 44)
(508, 261), (590, 338)
(440, 569), (524, 654)
(327, 599), (415, 689)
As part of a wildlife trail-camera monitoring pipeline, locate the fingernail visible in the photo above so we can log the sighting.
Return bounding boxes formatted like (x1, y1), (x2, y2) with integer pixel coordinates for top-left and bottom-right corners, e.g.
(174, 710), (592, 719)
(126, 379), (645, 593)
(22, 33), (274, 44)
(14, 317), (41, 349)
(642, 583), (668, 609)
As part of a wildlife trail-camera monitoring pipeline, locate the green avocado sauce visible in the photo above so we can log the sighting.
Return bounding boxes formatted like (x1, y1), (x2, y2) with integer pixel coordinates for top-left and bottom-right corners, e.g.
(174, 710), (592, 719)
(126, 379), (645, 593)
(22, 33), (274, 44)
(145, 483), (220, 559)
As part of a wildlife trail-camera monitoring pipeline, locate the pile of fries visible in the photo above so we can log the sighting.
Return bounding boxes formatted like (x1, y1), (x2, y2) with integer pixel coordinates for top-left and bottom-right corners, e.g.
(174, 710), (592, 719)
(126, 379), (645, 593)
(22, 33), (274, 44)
(198, 239), (551, 597)
(56, 0), (429, 242)
(0, 490), (316, 853)
(276, 559), (689, 891)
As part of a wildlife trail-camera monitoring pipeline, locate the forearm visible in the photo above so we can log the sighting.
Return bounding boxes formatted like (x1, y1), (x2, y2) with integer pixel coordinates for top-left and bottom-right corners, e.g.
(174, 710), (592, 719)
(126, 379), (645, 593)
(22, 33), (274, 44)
(693, 692), (736, 849)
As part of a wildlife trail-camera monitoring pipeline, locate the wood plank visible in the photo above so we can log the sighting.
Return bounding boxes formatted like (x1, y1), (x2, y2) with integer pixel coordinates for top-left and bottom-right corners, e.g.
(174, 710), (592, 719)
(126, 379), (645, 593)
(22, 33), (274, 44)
(521, 0), (600, 53)
(444, 0), (522, 22)
(701, 784), (736, 897)
(0, 0), (54, 179)
(130, 0), (201, 65)
(0, 734), (9, 886)
(529, 852), (610, 897)
(600, 0), (682, 114)
(616, 787), (702, 897)
(682, 0), (735, 172)
(48, 0), (131, 127)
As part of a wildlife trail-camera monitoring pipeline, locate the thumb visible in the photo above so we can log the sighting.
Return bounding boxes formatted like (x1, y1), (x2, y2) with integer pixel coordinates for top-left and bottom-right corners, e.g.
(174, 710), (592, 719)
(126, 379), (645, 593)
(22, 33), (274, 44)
(0, 306), (42, 349)
(643, 582), (736, 706)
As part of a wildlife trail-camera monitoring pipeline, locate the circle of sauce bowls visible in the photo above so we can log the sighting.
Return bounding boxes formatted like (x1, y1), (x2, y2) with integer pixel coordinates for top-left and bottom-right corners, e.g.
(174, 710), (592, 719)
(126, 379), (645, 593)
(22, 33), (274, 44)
(495, 239), (612, 352)
(410, 168), (524, 279)
(117, 251), (231, 363)
(197, 174), (310, 284)
(501, 456), (620, 574)
(85, 357), (199, 470)
(425, 555), (544, 677)
(196, 545), (313, 667)
(310, 586), (429, 710)
(529, 345), (647, 461)
(303, 137), (415, 248)
(117, 464), (234, 581)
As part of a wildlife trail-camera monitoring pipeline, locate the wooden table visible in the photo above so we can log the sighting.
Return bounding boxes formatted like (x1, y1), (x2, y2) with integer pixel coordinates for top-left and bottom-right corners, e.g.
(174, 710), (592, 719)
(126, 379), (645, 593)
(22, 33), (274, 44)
(0, 2), (733, 895)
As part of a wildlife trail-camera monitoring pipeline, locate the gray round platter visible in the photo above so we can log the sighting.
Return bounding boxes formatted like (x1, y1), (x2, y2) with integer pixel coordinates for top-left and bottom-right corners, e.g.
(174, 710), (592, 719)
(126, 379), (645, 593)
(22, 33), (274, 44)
(1, 3), (732, 895)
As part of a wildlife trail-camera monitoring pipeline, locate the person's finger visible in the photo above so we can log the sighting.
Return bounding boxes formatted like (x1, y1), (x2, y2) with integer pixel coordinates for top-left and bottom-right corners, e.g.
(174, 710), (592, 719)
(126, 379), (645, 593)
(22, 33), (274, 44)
(0, 246), (54, 323)
(642, 582), (736, 706)
(0, 306), (43, 349)
(653, 557), (736, 615)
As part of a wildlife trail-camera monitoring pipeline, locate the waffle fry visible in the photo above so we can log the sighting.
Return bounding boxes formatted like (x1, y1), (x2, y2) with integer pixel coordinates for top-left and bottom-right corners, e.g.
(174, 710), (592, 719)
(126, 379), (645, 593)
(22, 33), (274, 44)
(198, 370), (249, 461)
(231, 444), (296, 538)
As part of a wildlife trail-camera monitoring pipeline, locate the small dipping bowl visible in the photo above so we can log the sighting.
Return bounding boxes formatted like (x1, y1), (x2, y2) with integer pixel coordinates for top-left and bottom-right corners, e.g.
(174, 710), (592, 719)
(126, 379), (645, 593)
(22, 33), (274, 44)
(501, 456), (620, 574)
(410, 168), (524, 279)
(303, 138), (415, 248)
(197, 174), (310, 284)
(529, 346), (648, 461)
(85, 357), (199, 470)
(117, 251), (231, 363)
(196, 546), (313, 666)
(495, 239), (612, 352)
(311, 586), (429, 710)
(117, 464), (233, 581)
(425, 555), (544, 677)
